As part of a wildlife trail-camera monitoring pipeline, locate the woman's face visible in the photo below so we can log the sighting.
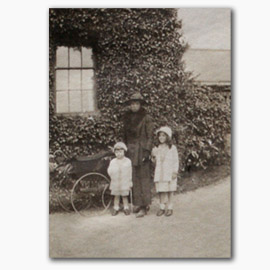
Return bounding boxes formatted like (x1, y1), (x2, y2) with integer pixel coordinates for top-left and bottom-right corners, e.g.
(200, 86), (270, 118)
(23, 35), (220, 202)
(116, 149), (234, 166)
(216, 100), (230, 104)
(158, 132), (167, 144)
(130, 101), (141, 112)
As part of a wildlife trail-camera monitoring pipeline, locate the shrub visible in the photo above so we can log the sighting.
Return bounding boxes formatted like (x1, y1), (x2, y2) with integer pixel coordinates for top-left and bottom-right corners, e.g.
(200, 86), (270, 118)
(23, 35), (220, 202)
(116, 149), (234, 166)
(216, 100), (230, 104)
(178, 85), (231, 170)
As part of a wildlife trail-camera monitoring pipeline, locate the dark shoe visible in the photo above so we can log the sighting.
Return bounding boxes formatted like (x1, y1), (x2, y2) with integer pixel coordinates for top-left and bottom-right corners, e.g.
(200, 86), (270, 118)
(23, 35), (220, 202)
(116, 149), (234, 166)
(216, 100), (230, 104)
(124, 209), (130, 215)
(111, 209), (119, 216)
(136, 209), (146, 218)
(133, 206), (141, 213)
(165, 209), (173, 217)
(156, 209), (165, 216)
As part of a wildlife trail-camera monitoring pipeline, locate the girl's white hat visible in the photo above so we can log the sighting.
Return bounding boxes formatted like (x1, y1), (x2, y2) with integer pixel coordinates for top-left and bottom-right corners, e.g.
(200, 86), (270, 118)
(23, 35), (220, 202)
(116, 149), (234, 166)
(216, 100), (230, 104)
(113, 142), (128, 152)
(156, 126), (172, 139)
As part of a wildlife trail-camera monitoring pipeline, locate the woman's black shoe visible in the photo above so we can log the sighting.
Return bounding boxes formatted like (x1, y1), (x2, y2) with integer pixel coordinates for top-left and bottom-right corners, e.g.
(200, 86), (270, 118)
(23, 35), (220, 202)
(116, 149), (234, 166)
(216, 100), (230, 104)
(136, 209), (146, 218)
(133, 206), (141, 213)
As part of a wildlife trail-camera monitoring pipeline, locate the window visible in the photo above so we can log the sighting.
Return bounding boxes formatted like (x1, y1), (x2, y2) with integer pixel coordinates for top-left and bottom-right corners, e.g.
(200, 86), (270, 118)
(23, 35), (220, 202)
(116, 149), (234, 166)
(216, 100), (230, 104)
(55, 46), (96, 113)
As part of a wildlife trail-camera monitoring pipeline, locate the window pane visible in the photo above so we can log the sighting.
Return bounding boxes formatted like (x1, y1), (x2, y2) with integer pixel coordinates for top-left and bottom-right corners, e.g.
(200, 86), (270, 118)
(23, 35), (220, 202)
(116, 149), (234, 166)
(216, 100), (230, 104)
(56, 91), (69, 113)
(82, 70), (94, 90)
(56, 46), (68, 67)
(56, 70), (68, 90)
(69, 70), (81, 90)
(82, 90), (95, 112)
(69, 48), (81, 67)
(70, 91), (82, 112)
(82, 47), (94, 67)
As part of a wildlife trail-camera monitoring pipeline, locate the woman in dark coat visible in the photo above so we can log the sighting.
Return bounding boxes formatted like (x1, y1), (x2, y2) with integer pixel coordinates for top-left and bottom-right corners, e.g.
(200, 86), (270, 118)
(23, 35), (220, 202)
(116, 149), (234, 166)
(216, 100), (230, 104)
(123, 92), (154, 218)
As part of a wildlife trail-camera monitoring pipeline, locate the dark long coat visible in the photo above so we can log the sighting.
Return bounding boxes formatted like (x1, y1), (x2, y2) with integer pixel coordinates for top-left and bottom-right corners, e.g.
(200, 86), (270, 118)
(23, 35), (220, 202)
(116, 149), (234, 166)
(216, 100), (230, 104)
(123, 108), (154, 206)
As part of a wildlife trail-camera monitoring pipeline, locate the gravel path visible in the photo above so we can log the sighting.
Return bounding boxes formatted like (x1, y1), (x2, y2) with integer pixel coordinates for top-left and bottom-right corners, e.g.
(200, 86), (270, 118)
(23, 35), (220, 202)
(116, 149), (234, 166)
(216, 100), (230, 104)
(49, 177), (231, 258)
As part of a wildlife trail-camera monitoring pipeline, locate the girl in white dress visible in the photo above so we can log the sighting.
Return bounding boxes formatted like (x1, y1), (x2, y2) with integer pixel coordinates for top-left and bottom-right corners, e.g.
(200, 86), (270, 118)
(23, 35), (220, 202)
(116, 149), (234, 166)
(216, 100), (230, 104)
(107, 142), (132, 216)
(151, 126), (179, 217)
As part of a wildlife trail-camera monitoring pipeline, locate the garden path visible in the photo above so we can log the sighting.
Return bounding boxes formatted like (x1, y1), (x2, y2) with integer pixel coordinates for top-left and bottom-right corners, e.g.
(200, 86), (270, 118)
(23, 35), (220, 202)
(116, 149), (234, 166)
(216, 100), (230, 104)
(49, 176), (231, 258)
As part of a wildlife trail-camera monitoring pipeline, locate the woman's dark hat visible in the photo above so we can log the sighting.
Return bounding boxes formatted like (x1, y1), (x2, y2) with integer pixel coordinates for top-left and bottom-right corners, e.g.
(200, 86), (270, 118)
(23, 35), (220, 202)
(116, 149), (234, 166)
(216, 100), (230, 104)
(125, 92), (146, 104)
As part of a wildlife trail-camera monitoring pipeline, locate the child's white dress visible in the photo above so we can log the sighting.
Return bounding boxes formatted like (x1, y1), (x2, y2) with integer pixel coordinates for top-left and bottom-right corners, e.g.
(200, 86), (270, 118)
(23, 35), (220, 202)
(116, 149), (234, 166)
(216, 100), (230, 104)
(107, 157), (132, 196)
(152, 144), (179, 192)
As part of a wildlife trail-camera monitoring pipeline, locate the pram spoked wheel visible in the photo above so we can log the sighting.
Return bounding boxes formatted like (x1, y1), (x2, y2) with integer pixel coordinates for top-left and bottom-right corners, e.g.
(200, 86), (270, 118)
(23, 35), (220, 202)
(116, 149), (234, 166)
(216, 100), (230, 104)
(52, 152), (75, 212)
(71, 172), (112, 216)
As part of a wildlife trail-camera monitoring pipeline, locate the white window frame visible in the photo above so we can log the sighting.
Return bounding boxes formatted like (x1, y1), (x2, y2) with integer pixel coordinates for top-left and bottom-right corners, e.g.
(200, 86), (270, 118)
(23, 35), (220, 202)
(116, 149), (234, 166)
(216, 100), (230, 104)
(55, 46), (97, 115)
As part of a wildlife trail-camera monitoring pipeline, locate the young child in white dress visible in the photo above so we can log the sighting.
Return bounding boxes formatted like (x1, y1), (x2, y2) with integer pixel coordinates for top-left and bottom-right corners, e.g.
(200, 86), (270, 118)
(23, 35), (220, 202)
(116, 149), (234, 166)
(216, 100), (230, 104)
(107, 142), (133, 216)
(151, 126), (179, 217)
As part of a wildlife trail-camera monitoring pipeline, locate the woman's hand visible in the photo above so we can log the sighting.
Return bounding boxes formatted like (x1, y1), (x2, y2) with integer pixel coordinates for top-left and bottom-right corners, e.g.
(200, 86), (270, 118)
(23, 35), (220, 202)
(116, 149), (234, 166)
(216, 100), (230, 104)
(142, 150), (150, 162)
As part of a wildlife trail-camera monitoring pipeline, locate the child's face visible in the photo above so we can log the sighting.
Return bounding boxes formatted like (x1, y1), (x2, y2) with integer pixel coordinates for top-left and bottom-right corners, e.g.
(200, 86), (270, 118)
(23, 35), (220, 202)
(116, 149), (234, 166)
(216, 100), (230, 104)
(115, 149), (125, 159)
(130, 101), (141, 112)
(158, 132), (167, 144)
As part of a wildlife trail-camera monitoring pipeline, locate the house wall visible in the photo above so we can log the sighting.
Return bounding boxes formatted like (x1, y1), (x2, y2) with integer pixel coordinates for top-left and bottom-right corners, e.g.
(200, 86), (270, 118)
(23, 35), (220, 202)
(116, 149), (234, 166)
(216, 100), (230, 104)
(178, 8), (231, 84)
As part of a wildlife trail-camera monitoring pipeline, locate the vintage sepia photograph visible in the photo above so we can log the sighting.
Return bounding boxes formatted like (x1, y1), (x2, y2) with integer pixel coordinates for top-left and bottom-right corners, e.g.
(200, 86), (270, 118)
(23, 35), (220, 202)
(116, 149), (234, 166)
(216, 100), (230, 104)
(49, 8), (231, 258)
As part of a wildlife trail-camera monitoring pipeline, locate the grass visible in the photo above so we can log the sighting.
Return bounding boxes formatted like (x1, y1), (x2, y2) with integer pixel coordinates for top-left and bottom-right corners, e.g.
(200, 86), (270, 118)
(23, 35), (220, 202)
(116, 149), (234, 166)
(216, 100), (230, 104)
(176, 164), (230, 194)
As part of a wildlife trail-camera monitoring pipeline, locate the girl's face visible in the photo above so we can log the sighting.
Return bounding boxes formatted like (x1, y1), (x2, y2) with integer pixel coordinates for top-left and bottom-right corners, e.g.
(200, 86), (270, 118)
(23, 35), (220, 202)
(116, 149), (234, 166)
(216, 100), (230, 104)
(158, 132), (167, 144)
(130, 101), (141, 112)
(115, 149), (125, 159)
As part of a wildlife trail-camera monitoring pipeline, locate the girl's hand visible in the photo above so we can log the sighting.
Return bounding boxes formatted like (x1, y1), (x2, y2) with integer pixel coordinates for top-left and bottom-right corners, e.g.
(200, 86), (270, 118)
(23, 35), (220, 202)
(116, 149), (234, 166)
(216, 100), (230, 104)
(172, 172), (178, 180)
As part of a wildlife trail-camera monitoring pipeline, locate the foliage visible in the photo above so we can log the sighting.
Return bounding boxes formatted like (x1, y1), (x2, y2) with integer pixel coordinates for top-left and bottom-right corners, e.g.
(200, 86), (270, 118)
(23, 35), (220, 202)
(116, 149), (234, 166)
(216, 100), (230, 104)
(178, 85), (231, 170)
(49, 8), (230, 171)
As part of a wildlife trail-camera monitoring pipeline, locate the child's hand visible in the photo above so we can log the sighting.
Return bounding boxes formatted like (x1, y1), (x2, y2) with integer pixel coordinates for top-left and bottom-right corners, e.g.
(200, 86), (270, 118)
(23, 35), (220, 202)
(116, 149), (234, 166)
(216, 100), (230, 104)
(172, 172), (178, 180)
